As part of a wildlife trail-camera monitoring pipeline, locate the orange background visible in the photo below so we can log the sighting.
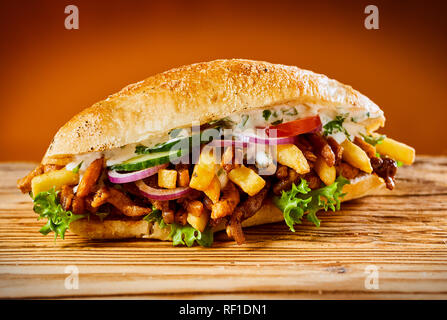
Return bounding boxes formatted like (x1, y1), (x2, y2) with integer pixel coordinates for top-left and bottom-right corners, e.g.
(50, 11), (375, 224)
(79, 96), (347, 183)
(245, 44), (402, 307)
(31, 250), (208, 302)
(1, 0), (446, 161)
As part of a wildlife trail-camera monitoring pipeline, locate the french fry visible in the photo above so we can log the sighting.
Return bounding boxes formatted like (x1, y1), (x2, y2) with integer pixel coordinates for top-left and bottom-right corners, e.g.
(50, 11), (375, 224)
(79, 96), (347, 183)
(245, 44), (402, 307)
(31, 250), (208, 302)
(31, 169), (79, 196)
(314, 156), (336, 186)
(228, 165), (265, 196)
(341, 140), (373, 173)
(374, 135), (415, 165)
(158, 169), (177, 189)
(203, 176), (221, 204)
(189, 149), (216, 191)
(276, 144), (310, 174)
(187, 211), (209, 232)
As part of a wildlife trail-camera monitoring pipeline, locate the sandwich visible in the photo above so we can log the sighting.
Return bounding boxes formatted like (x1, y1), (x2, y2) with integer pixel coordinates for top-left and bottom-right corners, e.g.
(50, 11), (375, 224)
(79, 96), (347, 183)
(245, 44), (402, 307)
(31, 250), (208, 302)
(17, 59), (415, 247)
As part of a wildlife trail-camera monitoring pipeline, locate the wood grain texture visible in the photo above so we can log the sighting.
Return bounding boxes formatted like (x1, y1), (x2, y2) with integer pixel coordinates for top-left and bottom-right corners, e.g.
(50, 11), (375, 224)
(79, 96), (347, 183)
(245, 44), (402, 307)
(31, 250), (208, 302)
(0, 156), (446, 299)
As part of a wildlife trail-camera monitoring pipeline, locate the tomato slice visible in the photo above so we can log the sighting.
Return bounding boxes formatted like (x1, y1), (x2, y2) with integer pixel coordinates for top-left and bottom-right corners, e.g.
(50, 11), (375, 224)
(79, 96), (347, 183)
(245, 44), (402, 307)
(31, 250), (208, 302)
(265, 115), (322, 137)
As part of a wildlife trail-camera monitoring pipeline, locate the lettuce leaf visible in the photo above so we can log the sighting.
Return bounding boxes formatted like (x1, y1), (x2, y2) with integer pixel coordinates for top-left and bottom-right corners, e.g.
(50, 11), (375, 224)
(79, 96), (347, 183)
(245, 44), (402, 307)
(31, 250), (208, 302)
(32, 188), (86, 240)
(169, 224), (214, 247)
(273, 176), (350, 231)
(143, 209), (213, 247)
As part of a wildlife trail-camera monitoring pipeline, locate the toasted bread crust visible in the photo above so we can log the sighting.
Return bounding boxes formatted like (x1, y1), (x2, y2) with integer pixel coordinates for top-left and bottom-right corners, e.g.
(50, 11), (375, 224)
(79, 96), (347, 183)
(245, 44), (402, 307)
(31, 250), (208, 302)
(69, 174), (384, 240)
(43, 59), (384, 163)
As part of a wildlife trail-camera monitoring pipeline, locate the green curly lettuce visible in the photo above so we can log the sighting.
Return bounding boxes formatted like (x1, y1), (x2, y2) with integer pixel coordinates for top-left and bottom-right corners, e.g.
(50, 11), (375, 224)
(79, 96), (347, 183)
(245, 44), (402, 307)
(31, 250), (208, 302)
(273, 176), (350, 231)
(143, 209), (213, 247)
(32, 188), (86, 240)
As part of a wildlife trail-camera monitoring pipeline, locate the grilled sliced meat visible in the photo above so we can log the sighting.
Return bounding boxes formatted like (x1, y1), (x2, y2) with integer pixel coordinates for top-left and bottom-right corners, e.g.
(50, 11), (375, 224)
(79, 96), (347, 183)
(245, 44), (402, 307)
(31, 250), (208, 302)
(17, 165), (44, 193)
(354, 136), (376, 158)
(60, 185), (74, 211)
(327, 137), (343, 165)
(306, 133), (336, 167)
(336, 162), (361, 180)
(76, 158), (104, 198)
(91, 186), (152, 217)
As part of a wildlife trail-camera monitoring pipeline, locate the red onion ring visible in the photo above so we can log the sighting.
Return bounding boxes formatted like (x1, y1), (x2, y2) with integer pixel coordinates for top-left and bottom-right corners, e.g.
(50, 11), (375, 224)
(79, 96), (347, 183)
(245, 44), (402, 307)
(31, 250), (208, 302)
(206, 139), (248, 148)
(108, 163), (168, 184)
(236, 133), (298, 145)
(135, 180), (192, 201)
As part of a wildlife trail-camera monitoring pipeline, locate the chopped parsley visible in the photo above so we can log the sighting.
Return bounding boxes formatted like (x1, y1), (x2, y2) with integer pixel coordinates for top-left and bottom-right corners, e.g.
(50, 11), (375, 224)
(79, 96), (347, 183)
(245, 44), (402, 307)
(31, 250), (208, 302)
(271, 119), (283, 126)
(240, 114), (249, 128)
(360, 133), (386, 146)
(262, 110), (272, 121)
(323, 115), (351, 140)
(72, 161), (83, 173)
(283, 107), (298, 116)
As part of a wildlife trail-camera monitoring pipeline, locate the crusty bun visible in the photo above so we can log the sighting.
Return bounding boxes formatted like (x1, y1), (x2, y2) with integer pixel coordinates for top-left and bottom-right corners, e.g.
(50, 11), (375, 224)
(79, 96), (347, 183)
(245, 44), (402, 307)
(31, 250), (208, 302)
(69, 174), (385, 240)
(42, 59), (384, 164)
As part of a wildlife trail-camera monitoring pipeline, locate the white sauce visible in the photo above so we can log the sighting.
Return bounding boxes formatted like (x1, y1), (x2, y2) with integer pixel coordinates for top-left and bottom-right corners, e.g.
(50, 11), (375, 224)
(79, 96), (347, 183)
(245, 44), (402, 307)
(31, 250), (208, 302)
(64, 103), (380, 174)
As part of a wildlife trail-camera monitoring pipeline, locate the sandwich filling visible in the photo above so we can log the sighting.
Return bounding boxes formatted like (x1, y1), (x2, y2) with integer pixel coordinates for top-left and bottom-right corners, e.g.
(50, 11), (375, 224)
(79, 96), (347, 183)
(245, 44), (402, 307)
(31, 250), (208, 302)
(17, 105), (415, 246)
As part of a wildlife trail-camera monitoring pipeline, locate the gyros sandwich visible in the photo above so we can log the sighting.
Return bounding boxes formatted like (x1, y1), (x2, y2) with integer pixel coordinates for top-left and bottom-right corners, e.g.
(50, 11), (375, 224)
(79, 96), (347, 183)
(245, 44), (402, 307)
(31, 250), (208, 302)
(17, 59), (415, 246)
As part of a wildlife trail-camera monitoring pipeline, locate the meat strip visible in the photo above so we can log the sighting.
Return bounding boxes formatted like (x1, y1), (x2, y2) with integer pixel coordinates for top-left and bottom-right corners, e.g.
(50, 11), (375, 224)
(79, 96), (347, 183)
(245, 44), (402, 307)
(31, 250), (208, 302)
(60, 185), (74, 211)
(226, 219), (245, 245)
(150, 199), (175, 224)
(174, 209), (188, 225)
(326, 137), (343, 165)
(91, 186), (152, 217)
(233, 180), (271, 222)
(71, 195), (85, 215)
(336, 162), (361, 180)
(305, 133), (336, 167)
(273, 167), (299, 195)
(76, 158), (104, 197)
(17, 165), (44, 193)
(43, 164), (63, 173)
(354, 136), (376, 159)
(303, 172), (322, 189)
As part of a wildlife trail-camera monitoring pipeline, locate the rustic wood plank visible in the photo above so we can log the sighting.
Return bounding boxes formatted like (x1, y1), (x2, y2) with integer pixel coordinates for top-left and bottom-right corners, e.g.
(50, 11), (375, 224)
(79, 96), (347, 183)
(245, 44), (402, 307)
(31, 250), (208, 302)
(0, 156), (446, 299)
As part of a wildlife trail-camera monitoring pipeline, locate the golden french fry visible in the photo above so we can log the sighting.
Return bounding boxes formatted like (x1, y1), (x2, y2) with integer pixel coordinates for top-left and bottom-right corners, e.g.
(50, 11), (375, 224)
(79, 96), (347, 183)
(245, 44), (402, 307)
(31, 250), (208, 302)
(189, 150), (216, 191)
(228, 165), (266, 196)
(187, 211), (209, 232)
(31, 169), (79, 196)
(158, 169), (177, 189)
(203, 176), (221, 203)
(314, 156), (336, 185)
(374, 135), (415, 165)
(341, 140), (373, 173)
(276, 144), (310, 174)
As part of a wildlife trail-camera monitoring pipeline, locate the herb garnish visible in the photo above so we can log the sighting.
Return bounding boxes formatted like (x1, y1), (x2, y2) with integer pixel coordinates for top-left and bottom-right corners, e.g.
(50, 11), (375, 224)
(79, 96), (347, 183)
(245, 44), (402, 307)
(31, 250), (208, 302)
(262, 110), (272, 121)
(72, 161), (83, 173)
(323, 115), (351, 140)
(271, 119), (283, 126)
(360, 133), (386, 146)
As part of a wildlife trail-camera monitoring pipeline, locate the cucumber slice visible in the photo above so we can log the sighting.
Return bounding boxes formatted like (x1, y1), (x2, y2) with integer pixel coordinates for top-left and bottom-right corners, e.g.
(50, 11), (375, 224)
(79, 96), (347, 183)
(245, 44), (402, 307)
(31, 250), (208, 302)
(110, 149), (182, 172)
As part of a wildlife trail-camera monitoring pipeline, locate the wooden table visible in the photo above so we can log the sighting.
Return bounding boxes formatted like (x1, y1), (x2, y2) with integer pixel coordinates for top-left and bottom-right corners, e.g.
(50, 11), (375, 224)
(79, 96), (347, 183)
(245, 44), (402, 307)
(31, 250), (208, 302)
(0, 156), (446, 299)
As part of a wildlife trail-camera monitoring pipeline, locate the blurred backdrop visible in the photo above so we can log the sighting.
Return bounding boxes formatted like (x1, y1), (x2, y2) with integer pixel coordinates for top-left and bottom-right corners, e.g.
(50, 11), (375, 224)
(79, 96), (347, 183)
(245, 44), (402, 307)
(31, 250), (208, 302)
(0, 0), (446, 161)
